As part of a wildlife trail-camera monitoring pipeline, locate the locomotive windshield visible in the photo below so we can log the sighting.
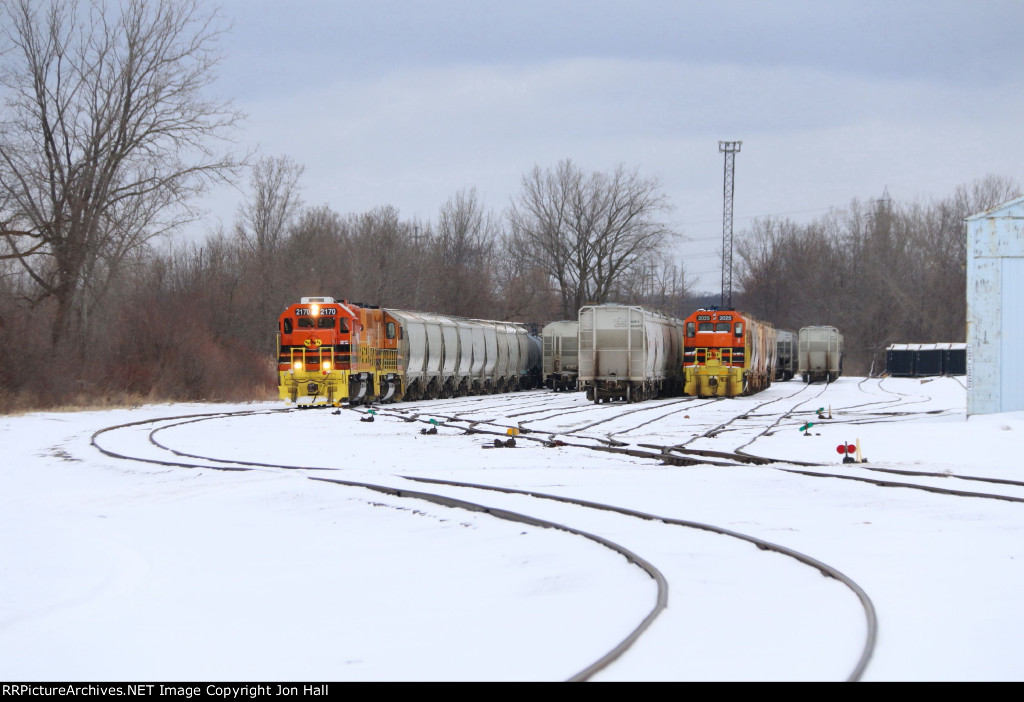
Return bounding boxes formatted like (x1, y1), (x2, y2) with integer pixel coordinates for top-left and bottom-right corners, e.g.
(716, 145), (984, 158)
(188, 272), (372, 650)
(288, 315), (350, 331)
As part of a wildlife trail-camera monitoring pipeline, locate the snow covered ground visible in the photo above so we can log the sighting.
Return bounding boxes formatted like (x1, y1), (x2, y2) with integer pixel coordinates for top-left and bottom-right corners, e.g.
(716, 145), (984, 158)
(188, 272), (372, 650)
(2, 376), (1023, 681)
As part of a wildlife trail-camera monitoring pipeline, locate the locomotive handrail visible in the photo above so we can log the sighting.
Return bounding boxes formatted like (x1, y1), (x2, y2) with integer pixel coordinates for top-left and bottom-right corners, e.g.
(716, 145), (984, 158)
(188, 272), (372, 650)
(286, 345), (342, 372)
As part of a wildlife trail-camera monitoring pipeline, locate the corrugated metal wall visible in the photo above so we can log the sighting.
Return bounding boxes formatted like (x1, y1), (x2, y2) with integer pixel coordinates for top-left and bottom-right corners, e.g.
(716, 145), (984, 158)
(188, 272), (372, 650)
(1000, 257), (1024, 411)
(966, 195), (1024, 415)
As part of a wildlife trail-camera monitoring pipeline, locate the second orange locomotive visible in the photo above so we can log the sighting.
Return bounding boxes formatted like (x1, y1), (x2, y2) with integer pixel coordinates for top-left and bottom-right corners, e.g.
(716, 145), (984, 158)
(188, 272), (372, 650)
(682, 308), (776, 397)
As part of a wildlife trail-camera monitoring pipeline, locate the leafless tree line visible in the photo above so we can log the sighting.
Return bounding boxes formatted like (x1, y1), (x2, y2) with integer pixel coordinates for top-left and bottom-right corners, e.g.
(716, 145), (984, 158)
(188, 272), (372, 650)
(0, 0), (242, 352)
(0, 5), (689, 412)
(508, 159), (684, 319)
(1, 0), (1013, 410)
(735, 175), (1020, 375)
(1, 142), (689, 407)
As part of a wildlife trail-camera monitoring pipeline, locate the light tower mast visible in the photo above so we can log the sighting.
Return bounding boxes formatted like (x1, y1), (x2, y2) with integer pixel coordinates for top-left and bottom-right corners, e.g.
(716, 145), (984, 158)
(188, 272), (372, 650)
(718, 140), (742, 309)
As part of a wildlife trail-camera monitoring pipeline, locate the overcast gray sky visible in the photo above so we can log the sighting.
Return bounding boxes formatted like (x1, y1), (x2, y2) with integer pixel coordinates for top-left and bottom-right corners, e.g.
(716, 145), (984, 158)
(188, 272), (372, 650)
(200, 0), (1024, 293)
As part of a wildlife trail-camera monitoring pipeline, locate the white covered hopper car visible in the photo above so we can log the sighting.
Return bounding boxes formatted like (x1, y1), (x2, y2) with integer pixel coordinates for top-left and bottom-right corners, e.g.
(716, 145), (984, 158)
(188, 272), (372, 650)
(798, 325), (844, 383)
(541, 320), (580, 391)
(578, 304), (683, 403)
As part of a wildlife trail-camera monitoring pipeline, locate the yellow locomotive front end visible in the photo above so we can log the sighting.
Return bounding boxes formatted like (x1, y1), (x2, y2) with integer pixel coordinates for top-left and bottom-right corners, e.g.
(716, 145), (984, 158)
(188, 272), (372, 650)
(684, 345), (748, 397)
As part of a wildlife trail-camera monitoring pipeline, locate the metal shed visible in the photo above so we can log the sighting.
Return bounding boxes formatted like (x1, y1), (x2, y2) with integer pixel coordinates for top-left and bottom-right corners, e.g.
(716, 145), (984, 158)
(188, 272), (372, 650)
(965, 195), (1024, 415)
(885, 344), (918, 377)
(944, 344), (968, 375)
(885, 343), (966, 377)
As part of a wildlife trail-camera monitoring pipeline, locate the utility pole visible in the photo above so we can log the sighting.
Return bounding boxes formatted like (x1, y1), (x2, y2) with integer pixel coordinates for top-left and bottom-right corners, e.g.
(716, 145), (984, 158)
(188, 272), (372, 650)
(719, 140), (742, 309)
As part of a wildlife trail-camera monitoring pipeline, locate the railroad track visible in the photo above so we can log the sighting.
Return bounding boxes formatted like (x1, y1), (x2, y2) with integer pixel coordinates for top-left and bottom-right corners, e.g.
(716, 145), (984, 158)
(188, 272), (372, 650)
(85, 407), (877, 681)
(378, 379), (1024, 505)
(375, 390), (817, 467)
(776, 464), (1024, 503)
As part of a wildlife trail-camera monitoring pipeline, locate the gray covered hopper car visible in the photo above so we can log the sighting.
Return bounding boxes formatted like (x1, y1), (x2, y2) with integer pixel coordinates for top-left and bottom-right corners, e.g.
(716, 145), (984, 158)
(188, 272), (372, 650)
(775, 329), (797, 381)
(798, 326), (844, 383)
(542, 320), (580, 391)
(578, 304), (683, 403)
(385, 310), (540, 399)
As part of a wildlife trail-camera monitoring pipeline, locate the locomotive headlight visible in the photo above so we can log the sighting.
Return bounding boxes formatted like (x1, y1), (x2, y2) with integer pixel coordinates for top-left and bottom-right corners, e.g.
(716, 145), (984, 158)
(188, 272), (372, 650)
(293, 361), (303, 371)
(322, 361), (332, 371)
(311, 304), (320, 316)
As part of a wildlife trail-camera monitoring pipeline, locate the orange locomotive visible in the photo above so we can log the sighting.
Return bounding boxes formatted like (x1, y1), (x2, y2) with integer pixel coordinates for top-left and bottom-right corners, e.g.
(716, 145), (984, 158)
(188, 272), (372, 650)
(277, 297), (542, 406)
(277, 297), (395, 406)
(682, 308), (776, 397)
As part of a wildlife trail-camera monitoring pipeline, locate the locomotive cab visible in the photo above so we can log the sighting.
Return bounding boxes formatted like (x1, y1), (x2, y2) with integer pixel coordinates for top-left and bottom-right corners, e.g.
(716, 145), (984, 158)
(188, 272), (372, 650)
(278, 297), (360, 406)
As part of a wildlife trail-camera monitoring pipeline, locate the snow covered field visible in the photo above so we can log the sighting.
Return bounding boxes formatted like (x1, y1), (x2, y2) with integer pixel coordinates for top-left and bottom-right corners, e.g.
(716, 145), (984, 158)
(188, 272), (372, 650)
(2, 376), (1023, 681)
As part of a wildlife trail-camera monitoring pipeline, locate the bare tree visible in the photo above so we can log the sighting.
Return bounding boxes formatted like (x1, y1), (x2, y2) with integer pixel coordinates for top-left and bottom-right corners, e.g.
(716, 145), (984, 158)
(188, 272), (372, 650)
(508, 159), (677, 319)
(490, 238), (560, 322)
(236, 155), (305, 262)
(735, 217), (793, 321)
(280, 204), (350, 296)
(0, 0), (242, 346)
(345, 206), (427, 308)
(733, 176), (1021, 375)
(427, 187), (499, 316)
(232, 155), (304, 345)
